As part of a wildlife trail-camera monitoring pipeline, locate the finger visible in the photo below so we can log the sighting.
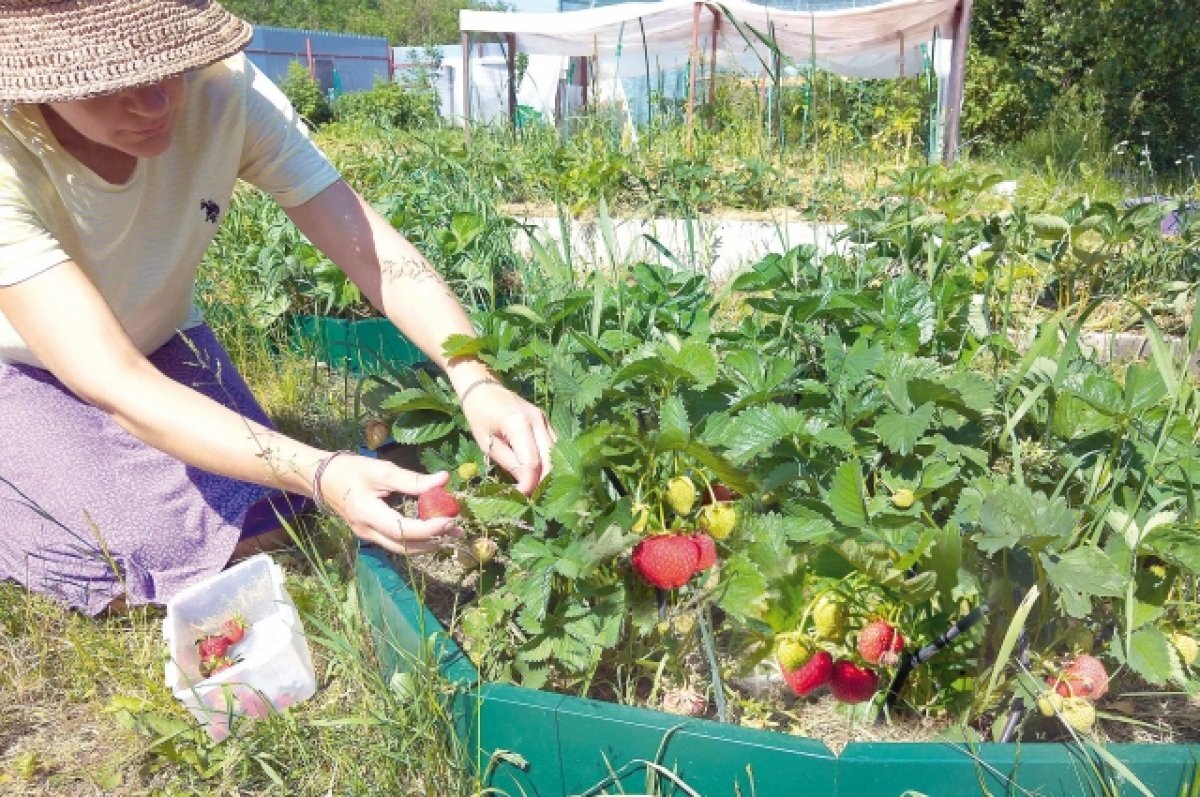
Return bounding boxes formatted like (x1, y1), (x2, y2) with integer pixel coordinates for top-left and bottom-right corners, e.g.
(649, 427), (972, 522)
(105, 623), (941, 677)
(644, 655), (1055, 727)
(365, 533), (450, 557)
(482, 429), (520, 484)
(500, 415), (544, 494)
(377, 464), (450, 498)
(530, 411), (556, 483)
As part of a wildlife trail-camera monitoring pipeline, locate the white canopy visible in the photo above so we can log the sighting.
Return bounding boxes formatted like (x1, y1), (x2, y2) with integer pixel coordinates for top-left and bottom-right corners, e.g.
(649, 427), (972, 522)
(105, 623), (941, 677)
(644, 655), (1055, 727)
(461, 0), (962, 80)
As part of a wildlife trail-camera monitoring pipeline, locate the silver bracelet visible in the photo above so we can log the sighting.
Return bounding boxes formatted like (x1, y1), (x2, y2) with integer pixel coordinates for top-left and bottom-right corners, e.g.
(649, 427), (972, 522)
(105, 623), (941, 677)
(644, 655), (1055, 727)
(459, 376), (501, 406)
(311, 450), (351, 513)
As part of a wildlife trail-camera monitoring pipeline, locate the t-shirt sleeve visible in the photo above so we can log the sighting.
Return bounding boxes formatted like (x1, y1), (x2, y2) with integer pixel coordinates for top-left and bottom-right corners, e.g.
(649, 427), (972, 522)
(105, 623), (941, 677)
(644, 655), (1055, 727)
(239, 60), (341, 208)
(0, 169), (70, 287)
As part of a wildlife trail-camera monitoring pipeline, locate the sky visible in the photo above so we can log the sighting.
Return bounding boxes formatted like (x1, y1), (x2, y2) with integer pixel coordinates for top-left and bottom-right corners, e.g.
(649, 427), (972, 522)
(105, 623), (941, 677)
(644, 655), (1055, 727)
(505, 0), (560, 11)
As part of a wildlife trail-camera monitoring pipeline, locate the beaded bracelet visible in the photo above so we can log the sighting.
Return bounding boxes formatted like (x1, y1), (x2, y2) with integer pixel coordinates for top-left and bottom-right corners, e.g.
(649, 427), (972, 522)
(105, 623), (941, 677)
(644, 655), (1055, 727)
(311, 450), (352, 513)
(459, 376), (502, 406)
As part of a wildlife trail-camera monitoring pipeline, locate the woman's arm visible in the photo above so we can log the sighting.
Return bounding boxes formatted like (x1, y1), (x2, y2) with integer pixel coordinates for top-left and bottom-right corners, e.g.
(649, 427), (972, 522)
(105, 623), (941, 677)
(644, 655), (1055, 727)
(0, 261), (457, 554)
(283, 179), (555, 494)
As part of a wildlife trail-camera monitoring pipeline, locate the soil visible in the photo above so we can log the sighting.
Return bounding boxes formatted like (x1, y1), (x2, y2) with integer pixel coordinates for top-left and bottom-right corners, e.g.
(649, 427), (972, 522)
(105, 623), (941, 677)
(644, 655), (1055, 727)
(388, 548), (1200, 753)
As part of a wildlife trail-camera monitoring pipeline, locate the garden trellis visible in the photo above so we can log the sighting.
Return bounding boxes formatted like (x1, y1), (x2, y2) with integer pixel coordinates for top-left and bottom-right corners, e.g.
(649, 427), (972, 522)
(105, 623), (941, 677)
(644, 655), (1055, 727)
(458, 0), (973, 162)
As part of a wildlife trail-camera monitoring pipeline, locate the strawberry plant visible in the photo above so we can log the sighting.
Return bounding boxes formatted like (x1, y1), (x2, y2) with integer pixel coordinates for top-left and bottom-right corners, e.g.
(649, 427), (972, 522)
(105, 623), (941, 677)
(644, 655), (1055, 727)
(360, 164), (1200, 744)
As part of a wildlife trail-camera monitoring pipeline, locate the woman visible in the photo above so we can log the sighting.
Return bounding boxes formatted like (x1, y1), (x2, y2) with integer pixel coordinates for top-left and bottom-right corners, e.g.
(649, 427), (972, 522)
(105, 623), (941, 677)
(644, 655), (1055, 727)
(0, 0), (555, 616)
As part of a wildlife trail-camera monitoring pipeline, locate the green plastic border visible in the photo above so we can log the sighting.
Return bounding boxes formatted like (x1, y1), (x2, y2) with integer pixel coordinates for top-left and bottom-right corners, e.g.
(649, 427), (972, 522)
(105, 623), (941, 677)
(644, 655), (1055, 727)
(289, 314), (425, 374)
(356, 544), (1200, 796)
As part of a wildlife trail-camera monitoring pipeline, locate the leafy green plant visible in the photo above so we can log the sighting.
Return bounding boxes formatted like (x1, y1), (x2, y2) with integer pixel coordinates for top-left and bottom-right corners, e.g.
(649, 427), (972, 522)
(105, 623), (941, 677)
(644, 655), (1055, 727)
(279, 60), (332, 126)
(333, 77), (438, 130)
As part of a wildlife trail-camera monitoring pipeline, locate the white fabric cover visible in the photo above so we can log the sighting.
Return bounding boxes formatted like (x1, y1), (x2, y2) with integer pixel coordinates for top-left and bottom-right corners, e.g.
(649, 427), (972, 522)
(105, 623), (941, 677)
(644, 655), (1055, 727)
(460, 0), (960, 80)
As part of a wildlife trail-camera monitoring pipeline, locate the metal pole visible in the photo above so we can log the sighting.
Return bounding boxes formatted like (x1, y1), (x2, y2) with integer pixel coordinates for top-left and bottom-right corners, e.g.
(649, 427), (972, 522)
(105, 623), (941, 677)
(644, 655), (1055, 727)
(506, 32), (518, 129)
(461, 31), (472, 147)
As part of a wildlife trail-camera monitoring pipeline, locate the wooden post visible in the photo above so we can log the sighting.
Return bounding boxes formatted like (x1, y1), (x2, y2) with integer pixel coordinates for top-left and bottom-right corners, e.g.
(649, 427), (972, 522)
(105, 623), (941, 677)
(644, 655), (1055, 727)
(506, 33), (518, 128)
(461, 31), (472, 147)
(708, 5), (720, 122)
(942, 0), (974, 164)
(685, 1), (701, 145)
(305, 37), (314, 77)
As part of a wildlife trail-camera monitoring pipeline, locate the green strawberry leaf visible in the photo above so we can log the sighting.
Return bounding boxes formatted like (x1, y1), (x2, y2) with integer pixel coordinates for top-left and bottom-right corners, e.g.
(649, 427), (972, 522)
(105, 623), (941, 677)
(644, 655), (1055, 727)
(827, 460), (868, 529)
(872, 402), (936, 456)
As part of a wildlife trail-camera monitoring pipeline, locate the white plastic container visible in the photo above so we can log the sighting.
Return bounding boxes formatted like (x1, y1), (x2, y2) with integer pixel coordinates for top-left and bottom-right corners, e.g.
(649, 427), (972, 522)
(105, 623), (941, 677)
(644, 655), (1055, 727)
(163, 554), (317, 740)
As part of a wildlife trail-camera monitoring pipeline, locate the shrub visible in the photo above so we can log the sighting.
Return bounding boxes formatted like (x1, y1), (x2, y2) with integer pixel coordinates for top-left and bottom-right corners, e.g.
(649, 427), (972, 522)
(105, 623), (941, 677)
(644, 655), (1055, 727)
(333, 78), (438, 130)
(279, 60), (332, 126)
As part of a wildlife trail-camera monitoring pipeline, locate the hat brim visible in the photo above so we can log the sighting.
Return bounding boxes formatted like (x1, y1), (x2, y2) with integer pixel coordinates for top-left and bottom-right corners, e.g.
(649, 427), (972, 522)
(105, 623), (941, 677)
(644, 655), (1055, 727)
(0, 0), (253, 103)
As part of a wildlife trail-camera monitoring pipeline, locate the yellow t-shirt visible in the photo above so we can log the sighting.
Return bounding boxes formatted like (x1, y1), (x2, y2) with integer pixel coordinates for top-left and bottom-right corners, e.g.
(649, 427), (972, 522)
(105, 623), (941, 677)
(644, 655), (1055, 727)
(0, 53), (341, 366)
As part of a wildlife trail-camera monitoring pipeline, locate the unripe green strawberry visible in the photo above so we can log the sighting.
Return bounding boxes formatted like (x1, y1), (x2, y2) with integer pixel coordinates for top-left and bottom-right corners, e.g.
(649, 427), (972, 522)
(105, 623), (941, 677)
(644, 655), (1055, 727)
(665, 476), (697, 515)
(775, 633), (812, 671)
(455, 537), (498, 568)
(811, 595), (846, 641)
(1037, 692), (1064, 717)
(698, 502), (736, 539)
(631, 502), (651, 534)
(670, 612), (697, 636)
(457, 461), (479, 481)
(1059, 697), (1096, 732)
(1171, 633), (1198, 666)
(891, 488), (915, 509)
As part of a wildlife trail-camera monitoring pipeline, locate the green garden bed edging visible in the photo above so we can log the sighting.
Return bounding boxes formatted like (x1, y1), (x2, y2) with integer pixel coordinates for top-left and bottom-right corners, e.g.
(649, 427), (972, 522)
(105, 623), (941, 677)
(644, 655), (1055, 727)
(355, 544), (1200, 796)
(289, 315), (425, 374)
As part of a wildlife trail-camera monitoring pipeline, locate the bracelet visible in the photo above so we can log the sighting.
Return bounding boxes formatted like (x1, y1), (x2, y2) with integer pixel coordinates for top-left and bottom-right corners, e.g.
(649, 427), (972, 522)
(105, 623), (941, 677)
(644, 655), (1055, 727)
(459, 376), (501, 406)
(311, 450), (352, 513)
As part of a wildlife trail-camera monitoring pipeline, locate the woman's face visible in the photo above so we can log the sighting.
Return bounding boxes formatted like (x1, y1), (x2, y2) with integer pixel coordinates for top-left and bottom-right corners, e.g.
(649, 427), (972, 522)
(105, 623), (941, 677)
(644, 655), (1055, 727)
(45, 76), (186, 159)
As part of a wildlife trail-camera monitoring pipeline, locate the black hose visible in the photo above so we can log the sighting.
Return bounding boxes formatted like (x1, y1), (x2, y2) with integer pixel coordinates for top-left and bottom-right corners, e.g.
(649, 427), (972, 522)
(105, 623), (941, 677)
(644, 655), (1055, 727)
(880, 602), (991, 722)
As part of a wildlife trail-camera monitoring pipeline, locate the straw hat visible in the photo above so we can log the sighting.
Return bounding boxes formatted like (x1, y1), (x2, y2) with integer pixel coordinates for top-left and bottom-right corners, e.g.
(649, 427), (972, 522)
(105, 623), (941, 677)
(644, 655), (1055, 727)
(0, 0), (253, 104)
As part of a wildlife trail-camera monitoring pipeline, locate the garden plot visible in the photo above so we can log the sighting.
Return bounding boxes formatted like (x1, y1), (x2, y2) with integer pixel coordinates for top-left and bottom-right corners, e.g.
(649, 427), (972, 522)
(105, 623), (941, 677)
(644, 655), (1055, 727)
(511, 212), (847, 281)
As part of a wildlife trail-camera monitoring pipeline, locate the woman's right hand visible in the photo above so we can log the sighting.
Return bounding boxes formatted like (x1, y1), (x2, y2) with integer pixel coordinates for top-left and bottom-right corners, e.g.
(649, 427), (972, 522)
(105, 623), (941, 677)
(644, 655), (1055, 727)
(316, 454), (462, 555)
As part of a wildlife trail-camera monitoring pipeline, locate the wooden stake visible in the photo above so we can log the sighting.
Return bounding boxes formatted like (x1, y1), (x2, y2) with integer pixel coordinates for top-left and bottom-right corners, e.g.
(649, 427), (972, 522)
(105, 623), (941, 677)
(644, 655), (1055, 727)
(942, 0), (974, 165)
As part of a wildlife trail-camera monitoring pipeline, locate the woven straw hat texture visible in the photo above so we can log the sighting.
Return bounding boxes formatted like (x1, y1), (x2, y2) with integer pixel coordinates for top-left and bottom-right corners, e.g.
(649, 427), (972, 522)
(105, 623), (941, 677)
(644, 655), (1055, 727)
(0, 0), (252, 103)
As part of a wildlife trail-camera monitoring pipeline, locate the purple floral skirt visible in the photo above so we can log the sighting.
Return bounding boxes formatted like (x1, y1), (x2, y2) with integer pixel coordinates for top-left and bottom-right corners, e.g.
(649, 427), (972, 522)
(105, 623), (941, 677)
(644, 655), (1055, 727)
(0, 325), (310, 616)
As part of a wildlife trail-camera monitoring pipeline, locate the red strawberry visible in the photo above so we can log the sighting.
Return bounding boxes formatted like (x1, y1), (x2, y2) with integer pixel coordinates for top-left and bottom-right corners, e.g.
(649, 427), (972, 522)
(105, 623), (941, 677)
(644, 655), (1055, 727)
(220, 616), (247, 645)
(1050, 654), (1109, 701)
(702, 483), (738, 505)
(858, 620), (905, 666)
(631, 534), (701, 590)
(829, 659), (879, 704)
(691, 532), (717, 571)
(417, 486), (459, 520)
(782, 649), (834, 697)
(197, 634), (230, 661)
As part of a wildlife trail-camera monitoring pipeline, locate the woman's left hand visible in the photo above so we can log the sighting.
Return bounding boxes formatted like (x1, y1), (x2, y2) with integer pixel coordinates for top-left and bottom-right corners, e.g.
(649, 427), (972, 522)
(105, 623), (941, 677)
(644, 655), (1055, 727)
(459, 380), (556, 495)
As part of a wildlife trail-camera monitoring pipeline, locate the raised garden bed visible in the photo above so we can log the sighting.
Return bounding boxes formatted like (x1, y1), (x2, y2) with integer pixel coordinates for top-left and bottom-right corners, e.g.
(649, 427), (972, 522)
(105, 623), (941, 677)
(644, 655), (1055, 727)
(356, 544), (1200, 797)
(289, 314), (425, 374)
